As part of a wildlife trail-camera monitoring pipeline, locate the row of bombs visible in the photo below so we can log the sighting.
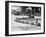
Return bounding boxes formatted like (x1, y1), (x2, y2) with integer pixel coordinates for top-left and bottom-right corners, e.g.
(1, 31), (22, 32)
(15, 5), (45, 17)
(15, 19), (41, 26)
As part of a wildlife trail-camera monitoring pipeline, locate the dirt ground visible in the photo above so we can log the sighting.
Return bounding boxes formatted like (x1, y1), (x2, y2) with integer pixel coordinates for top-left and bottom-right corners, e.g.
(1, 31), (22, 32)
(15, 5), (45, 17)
(11, 15), (41, 31)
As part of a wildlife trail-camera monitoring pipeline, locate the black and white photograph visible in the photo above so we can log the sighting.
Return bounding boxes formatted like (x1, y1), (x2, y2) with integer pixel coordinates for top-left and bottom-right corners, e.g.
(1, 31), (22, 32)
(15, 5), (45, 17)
(11, 6), (41, 31)
(5, 1), (45, 36)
